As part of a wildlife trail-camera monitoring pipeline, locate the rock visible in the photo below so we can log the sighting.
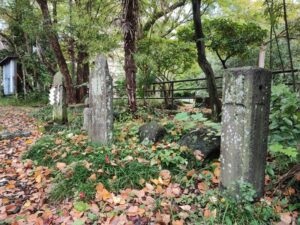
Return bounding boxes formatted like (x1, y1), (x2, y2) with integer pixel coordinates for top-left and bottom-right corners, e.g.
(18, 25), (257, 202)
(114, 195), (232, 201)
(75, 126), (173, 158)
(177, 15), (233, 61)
(178, 128), (220, 159)
(0, 130), (31, 140)
(138, 121), (166, 143)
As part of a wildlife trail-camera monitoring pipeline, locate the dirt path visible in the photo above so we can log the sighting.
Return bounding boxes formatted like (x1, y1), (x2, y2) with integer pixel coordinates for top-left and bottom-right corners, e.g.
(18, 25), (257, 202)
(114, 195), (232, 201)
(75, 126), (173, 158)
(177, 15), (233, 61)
(0, 106), (51, 223)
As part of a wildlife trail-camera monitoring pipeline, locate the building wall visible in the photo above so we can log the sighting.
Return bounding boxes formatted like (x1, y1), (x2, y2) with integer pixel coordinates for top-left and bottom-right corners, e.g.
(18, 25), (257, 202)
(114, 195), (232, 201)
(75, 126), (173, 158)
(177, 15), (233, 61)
(2, 59), (17, 95)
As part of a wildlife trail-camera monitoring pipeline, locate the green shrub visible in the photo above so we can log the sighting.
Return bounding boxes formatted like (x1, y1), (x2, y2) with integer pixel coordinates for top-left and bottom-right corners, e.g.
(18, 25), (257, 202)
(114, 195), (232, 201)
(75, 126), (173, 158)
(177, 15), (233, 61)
(269, 84), (300, 147)
(0, 92), (48, 107)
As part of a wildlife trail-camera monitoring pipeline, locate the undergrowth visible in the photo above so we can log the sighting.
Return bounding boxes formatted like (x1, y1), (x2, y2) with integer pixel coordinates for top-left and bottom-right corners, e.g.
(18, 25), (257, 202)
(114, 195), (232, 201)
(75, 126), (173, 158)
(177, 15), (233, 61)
(0, 92), (48, 107)
(22, 96), (299, 224)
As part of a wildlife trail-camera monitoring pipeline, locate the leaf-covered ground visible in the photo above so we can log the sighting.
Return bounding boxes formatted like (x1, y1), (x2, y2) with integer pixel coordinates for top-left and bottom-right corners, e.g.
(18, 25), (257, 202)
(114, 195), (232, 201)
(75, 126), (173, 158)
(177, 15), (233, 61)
(0, 106), (298, 225)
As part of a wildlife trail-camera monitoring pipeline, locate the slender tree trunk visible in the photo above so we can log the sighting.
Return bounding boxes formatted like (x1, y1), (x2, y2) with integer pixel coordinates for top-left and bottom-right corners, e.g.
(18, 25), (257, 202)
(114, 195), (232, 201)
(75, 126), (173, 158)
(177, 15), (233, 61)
(273, 29), (285, 75)
(122, 0), (138, 113)
(37, 0), (75, 103)
(36, 39), (56, 76)
(191, 0), (221, 122)
(269, 20), (273, 71)
(76, 48), (89, 102)
(282, 0), (296, 91)
(216, 51), (227, 69)
(68, 0), (76, 83)
(52, 0), (57, 24)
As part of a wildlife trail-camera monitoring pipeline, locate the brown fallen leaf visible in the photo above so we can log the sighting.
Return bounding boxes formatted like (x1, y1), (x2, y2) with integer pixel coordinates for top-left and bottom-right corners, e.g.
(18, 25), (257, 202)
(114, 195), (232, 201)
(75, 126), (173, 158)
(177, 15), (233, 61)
(126, 206), (139, 216)
(88, 173), (97, 181)
(25, 139), (33, 145)
(156, 213), (171, 224)
(197, 182), (208, 194)
(56, 162), (67, 171)
(96, 183), (112, 201)
(203, 208), (216, 219)
(55, 138), (63, 145)
(187, 169), (195, 177)
(280, 212), (292, 225)
(179, 205), (191, 211)
(2, 198), (9, 204)
(172, 220), (184, 225)
(194, 150), (204, 161)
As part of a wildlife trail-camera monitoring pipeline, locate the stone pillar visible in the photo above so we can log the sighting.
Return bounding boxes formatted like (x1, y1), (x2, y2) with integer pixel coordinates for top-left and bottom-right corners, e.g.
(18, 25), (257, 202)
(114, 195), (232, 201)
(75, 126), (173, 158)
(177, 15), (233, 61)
(49, 72), (68, 124)
(87, 55), (113, 144)
(220, 67), (272, 199)
(83, 97), (90, 131)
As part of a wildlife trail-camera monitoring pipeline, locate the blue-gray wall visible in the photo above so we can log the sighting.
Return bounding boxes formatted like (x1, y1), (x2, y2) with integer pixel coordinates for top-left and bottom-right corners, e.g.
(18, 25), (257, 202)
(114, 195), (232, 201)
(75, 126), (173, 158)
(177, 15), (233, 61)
(2, 59), (17, 95)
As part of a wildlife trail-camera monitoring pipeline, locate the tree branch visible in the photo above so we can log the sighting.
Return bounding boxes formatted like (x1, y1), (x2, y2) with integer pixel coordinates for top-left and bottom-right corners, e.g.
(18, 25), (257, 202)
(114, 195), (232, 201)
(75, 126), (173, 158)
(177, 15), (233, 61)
(142, 0), (187, 34)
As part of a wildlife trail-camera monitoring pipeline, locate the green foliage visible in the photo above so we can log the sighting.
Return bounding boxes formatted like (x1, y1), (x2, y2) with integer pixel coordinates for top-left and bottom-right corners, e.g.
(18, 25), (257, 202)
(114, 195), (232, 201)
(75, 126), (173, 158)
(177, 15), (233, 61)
(135, 37), (196, 103)
(22, 135), (57, 166)
(0, 92), (48, 107)
(174, 112), (220, 133)
(25, 127), (159, 202)
(269, 84), (300, 147)
(150, 143), (188, 168)
(177, 19), (266, 68)
(270, 144), (298, 159)
(175, 185), (278, 225)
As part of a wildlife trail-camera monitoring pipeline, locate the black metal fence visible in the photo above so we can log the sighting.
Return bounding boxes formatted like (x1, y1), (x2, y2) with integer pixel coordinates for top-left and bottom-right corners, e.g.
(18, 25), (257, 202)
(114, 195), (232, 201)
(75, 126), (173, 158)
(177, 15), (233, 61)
(113, 69), (299, 106)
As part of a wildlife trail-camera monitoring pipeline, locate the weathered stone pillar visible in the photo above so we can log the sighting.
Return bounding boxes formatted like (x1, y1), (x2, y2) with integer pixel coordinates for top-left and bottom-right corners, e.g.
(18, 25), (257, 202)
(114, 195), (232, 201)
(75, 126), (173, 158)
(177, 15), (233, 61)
(87, 55), (113, 144)
(49, 72), (68, 124)
(220, 67), (272, 199)
(83, 97), (91, 131)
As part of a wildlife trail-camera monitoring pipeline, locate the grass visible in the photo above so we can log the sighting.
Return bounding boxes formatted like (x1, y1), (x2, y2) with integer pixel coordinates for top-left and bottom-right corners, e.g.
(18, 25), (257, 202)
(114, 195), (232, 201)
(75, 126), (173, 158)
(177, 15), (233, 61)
(0, 92), (48, 107)
(23, 127), (160, 201)
(21, 105), (298, 224)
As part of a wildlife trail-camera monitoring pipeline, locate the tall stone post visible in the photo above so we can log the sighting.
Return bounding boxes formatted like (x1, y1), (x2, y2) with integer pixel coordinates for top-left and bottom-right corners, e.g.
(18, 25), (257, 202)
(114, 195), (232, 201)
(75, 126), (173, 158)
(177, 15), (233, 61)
(87, 55), (113, 144)
(220, 67), (272, 199)
(49, 72), (68, 124)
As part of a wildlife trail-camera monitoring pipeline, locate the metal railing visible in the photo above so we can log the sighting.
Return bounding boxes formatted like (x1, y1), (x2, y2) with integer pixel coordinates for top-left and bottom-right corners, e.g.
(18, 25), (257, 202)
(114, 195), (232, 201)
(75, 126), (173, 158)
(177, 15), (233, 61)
(113, 69), (299, 106)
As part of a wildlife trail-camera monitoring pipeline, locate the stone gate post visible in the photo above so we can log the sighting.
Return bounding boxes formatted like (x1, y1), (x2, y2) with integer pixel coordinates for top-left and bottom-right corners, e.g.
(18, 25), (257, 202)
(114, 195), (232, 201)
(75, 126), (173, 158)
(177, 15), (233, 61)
(220, 67), (272, 198)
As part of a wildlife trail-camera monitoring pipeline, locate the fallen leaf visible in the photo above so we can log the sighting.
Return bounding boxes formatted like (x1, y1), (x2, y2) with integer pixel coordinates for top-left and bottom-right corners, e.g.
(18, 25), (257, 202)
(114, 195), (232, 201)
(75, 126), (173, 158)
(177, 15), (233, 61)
(35, 174), (42, 183)
(156, 213), (171, 224)
(172, 220), (184, 225)
(96, 183), (111, 201)
(197, 182), (208, 194)
(126, 206), (139, 216)
(88, 173), (97, 181)
(194, 150), (204, 161)
(25, 139), (33, 145)
(2, 198), (9, 204)
(179, 205), (191, 211)
(56, 162), (67, 171)
(187, 169), (195, 177)
(280, 212), (292, 224)
(213, 167), (221, 177)
(23, 200), (31, 208)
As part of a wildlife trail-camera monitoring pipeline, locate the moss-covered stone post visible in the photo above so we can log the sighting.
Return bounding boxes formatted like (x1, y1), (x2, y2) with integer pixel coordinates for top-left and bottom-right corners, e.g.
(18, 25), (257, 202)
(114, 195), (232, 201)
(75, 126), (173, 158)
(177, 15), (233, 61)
(87, 55), (113, 144)
(220, 67), (272, 198)
(83, 97), (90, 131)
(49, 71), (68, 124)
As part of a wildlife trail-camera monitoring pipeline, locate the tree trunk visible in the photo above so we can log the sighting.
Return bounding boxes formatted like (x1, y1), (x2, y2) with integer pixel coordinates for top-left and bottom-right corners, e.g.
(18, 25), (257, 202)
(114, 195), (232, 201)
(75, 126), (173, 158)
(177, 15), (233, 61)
(282, 0), (296, 91)
(36, 39), (56, 76)
(123, 0), (138, 113)
(37, 0), (75, 103)
(76, 48), (89, 102)
(191, 0), (221, 122)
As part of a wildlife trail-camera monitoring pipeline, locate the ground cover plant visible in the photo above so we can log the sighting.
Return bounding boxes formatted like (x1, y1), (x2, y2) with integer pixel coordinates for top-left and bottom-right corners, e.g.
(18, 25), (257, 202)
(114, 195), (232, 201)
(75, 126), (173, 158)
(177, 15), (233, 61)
(0, 102), (294, 224)
(0, 0), (300, 223)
